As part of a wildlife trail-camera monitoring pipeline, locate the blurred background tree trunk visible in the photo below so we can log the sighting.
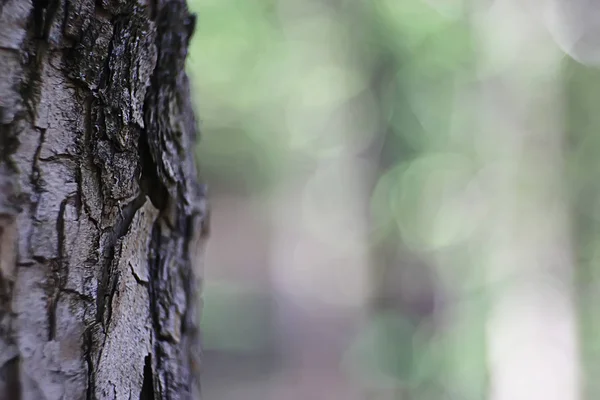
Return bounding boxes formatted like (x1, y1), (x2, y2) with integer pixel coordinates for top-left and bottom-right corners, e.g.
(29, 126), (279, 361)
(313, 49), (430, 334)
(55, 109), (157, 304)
(0, 0), (206, 399)
(471, 2), (579, 400)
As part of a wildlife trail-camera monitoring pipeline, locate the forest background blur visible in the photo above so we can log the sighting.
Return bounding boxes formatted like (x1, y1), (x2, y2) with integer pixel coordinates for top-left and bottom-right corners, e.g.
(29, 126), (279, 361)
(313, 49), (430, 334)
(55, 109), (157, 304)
(187, 1), (600, 399)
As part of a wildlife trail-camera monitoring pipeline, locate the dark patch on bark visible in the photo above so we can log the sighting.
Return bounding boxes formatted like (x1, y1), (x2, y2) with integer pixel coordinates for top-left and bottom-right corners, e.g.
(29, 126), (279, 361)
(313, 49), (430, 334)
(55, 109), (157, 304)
(83, 324), (97, 400)
(140, 354), (154, 400)
(0, 357), (21, 400)
(30, 127), (45, 191)
(146, 220), (167, 341)
(32, 0), (61, 39)
(139, 126), (168, 211)
(21, 0), (60, 119)
(0, 126), (20, 167)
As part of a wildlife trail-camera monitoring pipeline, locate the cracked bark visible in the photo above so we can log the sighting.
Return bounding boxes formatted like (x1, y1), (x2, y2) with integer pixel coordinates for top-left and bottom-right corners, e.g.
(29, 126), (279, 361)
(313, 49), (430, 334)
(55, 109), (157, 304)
(0, 0), (206, 399)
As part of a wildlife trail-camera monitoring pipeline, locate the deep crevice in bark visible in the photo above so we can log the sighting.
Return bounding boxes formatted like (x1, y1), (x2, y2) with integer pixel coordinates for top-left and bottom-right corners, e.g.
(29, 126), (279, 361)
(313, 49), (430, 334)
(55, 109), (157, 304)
(139, 130), (168, 212)
(147, 220), (164, 341)
(83, 325), (96, 400)
(0, 357), (21, 400)
(22, 0), (58, 119)
(32, 0), (60, 39)
(140, 354), (155, 400)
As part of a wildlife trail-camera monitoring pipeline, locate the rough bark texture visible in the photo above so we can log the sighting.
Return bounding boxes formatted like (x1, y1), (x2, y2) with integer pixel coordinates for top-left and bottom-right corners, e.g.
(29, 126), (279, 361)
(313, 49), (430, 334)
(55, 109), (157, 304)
(0, 0), (207, 398)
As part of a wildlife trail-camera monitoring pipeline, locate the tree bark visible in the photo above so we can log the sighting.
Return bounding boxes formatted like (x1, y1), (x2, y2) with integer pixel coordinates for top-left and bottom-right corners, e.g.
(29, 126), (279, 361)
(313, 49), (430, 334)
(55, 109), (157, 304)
(0, 0), (207, 399)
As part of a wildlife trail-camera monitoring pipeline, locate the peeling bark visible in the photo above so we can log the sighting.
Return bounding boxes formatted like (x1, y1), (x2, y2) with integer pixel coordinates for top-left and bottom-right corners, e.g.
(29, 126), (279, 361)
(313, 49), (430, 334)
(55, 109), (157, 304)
(0, 0), (206, 399)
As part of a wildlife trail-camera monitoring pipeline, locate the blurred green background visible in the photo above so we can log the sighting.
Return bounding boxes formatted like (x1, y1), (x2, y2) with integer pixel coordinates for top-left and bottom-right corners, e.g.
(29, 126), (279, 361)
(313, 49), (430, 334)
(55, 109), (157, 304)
(186, 0), (600, 399)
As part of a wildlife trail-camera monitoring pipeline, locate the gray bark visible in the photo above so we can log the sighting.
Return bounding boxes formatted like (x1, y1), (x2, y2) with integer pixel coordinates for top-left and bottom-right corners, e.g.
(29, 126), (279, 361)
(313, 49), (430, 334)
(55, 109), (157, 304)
(0, 0), (207, 399)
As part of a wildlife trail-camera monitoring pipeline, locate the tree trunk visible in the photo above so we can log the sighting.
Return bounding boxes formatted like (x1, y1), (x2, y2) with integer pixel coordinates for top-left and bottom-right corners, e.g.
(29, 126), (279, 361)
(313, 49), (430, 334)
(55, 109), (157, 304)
(0, 0), (207, 399)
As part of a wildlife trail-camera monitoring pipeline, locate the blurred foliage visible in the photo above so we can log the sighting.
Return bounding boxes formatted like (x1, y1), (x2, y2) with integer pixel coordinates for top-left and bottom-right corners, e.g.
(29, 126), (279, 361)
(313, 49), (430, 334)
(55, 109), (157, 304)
(187, 0), (600, 399)
(186, 0), (484, 398)
(201, 281), (273, 353)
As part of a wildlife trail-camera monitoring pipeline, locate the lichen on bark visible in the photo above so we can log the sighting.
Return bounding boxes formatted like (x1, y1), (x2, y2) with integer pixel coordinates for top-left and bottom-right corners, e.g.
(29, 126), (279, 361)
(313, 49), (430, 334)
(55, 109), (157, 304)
(0, 0), (206, 399)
